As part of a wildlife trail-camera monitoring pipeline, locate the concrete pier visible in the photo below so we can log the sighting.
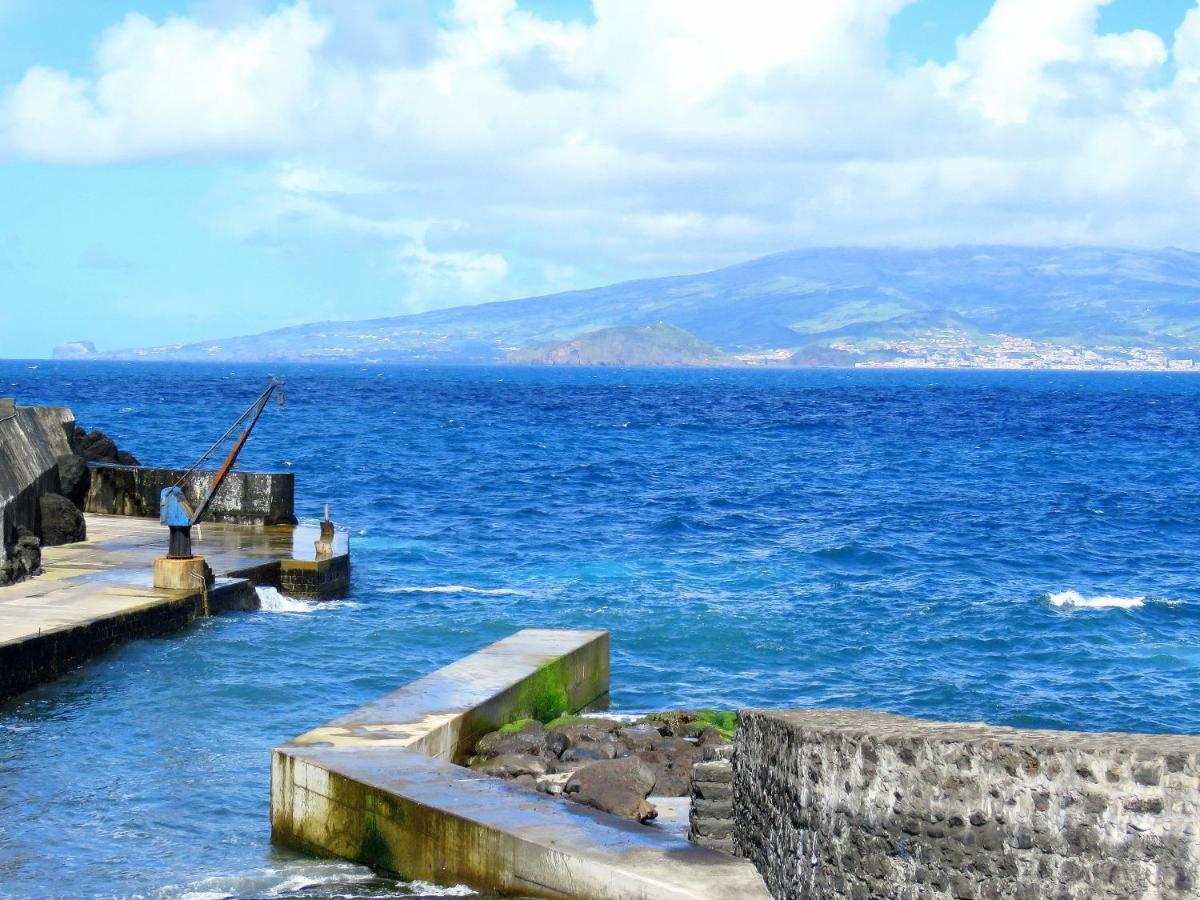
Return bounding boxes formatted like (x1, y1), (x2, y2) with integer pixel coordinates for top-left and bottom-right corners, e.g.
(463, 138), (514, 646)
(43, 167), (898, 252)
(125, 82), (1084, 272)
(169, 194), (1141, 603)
(0, 513), (350, 702)
(272, 629), (769, 899)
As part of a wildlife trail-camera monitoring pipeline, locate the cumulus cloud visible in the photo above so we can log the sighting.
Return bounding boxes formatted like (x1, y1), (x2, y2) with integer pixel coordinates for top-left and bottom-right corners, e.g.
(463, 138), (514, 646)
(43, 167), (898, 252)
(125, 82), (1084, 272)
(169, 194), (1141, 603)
(1, 0), (1198, 308)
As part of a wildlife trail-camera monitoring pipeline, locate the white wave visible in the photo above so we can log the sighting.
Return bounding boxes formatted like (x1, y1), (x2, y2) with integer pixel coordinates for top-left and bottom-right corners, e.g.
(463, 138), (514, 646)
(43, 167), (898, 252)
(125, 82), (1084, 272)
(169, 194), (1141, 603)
(167, 860), (476, 899)
(255, 586), (319, 613)
(382, 585), (530, 596)
(1049, 590), (1145, 609)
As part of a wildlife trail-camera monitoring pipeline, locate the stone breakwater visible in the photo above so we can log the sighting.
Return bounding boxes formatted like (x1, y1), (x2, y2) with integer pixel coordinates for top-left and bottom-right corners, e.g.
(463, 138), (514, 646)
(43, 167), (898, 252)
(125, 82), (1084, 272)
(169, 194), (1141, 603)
(0, 401), (147, 585)
(734, 709), (1200, 900)
(466, 712), (733, 823)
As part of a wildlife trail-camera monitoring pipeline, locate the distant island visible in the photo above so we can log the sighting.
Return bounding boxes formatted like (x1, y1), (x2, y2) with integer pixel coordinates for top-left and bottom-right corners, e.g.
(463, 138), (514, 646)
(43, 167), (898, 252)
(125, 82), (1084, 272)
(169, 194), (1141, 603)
(52, 341), (97, 360)
(76, 246), (1200, 370)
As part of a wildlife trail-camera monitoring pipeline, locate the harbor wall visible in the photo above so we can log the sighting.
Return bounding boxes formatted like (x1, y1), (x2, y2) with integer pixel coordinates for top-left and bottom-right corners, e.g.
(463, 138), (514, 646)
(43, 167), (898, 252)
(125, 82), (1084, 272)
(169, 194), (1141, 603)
(734, 709), (1200, 900)
(84, 464), (295, 525)
(0, 403), (74, 546)
(0, 577), (255, 701)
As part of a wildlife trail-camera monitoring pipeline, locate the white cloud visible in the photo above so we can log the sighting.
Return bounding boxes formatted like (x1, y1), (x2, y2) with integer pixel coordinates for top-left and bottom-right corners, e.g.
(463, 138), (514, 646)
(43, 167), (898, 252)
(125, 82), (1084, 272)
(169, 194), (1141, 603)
(2, 0), (1199, 310)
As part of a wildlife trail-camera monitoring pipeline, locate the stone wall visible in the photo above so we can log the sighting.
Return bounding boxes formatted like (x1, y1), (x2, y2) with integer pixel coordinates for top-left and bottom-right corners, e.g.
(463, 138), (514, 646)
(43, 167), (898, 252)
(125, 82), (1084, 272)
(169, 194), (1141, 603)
(84, 463), (295, 525)
(735, 709), (1200, 900)
(0, 403), (74, 545)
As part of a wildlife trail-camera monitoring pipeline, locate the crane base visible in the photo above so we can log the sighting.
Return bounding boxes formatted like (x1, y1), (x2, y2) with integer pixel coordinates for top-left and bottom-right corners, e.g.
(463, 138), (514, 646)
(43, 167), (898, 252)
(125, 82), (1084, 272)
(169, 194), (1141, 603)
(153, 557), (213, 591)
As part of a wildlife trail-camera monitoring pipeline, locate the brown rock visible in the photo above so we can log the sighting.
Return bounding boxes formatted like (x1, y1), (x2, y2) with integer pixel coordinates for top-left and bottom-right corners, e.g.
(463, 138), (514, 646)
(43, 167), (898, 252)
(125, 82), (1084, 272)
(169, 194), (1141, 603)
(697, 727), (731, 748)
(619, 723), (664, 752)
(638, 747), (695, 796)
(469, 753), (554, 779)
(475, 721), (567, 759)
(564, 757), (658, 822)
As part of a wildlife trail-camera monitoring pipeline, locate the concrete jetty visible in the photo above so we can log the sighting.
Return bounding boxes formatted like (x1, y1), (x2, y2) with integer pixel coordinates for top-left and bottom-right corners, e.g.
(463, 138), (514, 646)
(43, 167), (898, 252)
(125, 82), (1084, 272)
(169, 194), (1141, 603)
(0, 513), (349, 702)
(272, 628), (769, 899)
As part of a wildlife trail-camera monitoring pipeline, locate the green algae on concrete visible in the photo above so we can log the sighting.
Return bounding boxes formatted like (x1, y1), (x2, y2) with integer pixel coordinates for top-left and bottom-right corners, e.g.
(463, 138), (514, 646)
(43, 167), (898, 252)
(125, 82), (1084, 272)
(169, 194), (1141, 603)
(271, 629), (768, 899)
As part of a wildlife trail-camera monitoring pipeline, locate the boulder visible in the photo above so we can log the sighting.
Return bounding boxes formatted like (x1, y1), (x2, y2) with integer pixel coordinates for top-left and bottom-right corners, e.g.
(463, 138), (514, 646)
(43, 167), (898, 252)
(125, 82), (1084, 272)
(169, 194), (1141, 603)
(655, 737), (696, 754)
(77, 431), (118, 462)
(697, 726), (731, 748)
(469, 753), (554, 779)
(115, 450), (141, 466)
(1, 527), (42, 585)
(564, 757), (658, 822)
(56, 454), (91, 506)
(474, 721), (567, 760)
(536, 772), (573, 795)
(637, 747), (695, 796)
(562, 736), (619, 761)
(618, 723), (664, 752)
(553, 719), (623, 744)
(39, 493), (86, 546)
(560, 745), (611, 764)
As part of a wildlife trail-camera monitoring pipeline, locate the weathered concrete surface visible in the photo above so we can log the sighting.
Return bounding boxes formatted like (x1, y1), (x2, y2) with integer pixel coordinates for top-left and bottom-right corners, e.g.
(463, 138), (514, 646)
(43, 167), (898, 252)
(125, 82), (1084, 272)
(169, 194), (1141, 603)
(85, 463), (295, 525)
(735, 708), (1200, 900)
(272, 630), (768, 898)
(0, 404), (74, 546)
(0, 514), (349, 702)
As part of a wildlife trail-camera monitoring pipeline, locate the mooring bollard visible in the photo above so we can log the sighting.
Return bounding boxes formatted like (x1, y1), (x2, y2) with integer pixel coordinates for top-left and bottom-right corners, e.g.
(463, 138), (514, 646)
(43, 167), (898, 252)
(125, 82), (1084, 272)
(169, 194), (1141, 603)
(315, 503), (335, 559)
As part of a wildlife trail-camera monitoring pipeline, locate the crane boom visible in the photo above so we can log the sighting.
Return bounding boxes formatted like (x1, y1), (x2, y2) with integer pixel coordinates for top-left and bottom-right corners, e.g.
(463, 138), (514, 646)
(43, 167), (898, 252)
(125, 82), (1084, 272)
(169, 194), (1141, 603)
(160, 380), (283, 559)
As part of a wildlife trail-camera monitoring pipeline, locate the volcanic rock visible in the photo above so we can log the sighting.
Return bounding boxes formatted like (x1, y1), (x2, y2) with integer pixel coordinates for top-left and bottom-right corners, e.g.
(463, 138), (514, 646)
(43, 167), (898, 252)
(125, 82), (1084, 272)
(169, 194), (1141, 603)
(474, 721), (567, 760)
(56, 454), (91, 507)
(564, 757), (658, 822)
(637, 747), (695, 796)
(469, 753), (555, 779)
(697, 727), (731, 748)
(0, 527), (42, 585)
(618, 723), (664, 752)
(39, 493), (86, 546)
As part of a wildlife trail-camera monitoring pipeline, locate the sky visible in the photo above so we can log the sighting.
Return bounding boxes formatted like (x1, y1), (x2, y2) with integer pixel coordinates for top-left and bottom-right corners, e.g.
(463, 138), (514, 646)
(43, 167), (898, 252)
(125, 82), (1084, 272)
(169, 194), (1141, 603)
(1, 0), (1198, 358)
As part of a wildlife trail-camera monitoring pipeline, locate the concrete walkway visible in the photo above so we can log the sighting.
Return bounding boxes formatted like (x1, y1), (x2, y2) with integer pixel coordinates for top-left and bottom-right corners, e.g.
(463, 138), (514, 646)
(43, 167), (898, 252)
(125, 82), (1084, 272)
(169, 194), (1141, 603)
(0, 514), (348, 701)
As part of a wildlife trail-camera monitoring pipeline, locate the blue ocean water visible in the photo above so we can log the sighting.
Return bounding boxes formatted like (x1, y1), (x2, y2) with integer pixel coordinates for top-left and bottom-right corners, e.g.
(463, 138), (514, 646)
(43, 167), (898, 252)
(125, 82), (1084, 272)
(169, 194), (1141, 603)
(1, 361), (1198, 897)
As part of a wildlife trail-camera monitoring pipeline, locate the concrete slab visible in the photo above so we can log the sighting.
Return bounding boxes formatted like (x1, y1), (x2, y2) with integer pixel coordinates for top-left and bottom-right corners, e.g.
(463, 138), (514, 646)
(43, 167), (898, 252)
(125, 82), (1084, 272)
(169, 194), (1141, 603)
(0, 513), (350, 702)
(272, 629), (768, 899)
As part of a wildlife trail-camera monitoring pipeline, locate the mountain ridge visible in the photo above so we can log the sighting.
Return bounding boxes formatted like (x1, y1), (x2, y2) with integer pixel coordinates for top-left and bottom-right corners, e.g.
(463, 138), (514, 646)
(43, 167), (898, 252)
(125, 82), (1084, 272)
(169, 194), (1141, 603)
(87, 245), (1200, 369)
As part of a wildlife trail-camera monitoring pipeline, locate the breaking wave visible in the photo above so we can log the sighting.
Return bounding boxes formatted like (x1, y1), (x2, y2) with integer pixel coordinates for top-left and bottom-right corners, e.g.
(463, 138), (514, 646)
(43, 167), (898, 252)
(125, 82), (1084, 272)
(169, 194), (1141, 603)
(1049, 590), (1146, 609)
(255, 586), (321, 613)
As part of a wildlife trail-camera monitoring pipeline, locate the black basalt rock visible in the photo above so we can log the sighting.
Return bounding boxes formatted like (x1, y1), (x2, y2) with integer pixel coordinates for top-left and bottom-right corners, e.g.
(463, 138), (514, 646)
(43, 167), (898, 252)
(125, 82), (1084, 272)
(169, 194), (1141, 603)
(56, 453), (91, 506)
(39, 493), (86, 546)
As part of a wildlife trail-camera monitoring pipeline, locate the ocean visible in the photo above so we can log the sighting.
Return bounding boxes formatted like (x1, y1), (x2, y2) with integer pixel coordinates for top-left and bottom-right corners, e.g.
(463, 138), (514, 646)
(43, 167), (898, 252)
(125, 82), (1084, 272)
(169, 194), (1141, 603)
(1, 361), (1198, 897)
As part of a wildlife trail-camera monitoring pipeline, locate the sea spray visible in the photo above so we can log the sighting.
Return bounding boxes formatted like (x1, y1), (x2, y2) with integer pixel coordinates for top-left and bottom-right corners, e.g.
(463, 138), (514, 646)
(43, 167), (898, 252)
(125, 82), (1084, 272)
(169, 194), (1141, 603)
(1049, 590), (1145, 609)
(255, 586), (318, 613)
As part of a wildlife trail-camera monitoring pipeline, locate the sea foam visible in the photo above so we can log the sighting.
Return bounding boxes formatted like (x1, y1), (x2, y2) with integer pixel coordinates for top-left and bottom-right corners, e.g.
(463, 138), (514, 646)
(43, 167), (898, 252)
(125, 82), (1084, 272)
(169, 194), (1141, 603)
(255, 586), (319, 613)
(1049, 590), (1145, 609)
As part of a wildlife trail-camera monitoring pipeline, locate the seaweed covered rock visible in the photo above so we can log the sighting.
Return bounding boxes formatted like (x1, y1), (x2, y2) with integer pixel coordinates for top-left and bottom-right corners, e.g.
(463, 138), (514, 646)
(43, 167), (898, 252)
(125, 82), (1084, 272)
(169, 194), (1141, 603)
(564, 757), (658, 822)
(473, 720), (568, 760)
(39, 493), (86, 546)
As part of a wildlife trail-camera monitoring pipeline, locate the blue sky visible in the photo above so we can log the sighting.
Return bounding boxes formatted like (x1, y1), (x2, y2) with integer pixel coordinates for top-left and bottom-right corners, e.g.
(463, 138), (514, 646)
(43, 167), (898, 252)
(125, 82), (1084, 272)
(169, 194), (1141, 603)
(1, 0), (1199, 358)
